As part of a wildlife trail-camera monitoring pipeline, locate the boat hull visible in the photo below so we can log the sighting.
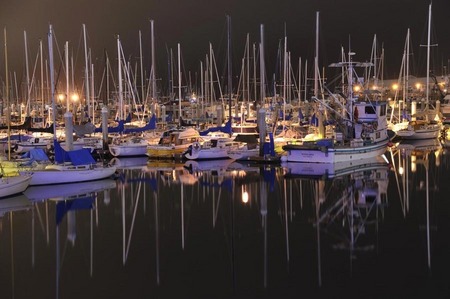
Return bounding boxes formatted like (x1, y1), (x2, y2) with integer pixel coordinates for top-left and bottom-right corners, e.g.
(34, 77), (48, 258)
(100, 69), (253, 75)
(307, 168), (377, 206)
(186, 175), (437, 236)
(21, 165), (117, 186)
(282, 156), (388, 179)
(109, 144), (148, 157)
(396, 125), (441, 140)
(282, 139), (389, 163)
(147, 146), (188, 159)
(0, 175), (32, 198)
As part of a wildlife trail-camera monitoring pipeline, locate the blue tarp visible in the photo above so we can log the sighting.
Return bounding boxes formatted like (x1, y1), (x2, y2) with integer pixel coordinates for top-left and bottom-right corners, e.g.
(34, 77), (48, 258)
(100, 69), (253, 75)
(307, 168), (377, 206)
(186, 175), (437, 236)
(21, 148), (50, 164)
(54, 140), (96, 165)
(94, 120), (125, 133)
(200, 120), (232, 136)
(123, 114), (157, 134)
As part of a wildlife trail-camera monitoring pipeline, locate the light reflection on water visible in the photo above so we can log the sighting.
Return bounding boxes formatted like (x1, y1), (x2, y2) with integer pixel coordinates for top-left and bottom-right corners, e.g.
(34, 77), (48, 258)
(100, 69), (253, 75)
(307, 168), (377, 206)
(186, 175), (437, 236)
(0, 140), (450, 298)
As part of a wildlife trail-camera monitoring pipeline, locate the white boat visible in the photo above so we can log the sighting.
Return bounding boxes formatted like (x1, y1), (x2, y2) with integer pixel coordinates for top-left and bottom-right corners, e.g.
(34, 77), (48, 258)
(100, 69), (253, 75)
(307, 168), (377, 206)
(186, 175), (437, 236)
(0, 175), (32, 198)
(282, 54), (390, 164)
(184, 138), (236, 160)
(22, 163), (117, 186)
(282, 155), (389, 179)
(226, 134), (260, 160)
(20, 141), (117, 186)
(14, 136), (52, 153)
(109, 135), (148, 157)
(395, 120), (441, 140)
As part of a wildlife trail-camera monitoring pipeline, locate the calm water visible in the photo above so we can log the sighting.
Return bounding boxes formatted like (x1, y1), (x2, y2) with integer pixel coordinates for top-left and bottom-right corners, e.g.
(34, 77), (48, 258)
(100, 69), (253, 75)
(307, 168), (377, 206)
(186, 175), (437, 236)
(1, 141), (450, 299)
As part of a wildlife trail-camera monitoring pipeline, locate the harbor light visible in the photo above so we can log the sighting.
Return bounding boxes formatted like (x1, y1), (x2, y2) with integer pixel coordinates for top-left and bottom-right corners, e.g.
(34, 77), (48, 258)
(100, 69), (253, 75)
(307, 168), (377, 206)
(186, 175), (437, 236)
(353, 85), (361, 92)
(242, 190), (249, 204)
(415, 83), (421, 90)
(58, 93), (66, 102)
(71, 93), (79, 102)
(392, 84), (399, 91)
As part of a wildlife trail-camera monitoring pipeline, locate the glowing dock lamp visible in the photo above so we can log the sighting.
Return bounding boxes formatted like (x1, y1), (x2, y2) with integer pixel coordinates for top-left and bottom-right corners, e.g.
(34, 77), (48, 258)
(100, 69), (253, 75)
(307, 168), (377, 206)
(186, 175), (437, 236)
(415, 83), (422, 91)
(58, 93), (66, 102)
(353, 85), (361, 92)
(392, 83), (399, 91)
(71, 93), (79, 103)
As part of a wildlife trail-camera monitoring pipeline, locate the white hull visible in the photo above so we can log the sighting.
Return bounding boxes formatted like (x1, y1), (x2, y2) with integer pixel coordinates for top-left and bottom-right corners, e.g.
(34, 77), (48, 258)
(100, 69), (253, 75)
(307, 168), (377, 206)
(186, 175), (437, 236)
(21, 164), (117, 186)
(282, 139), (389, 163)
(282, 155), (388, 179)
(396, 126), (441, 140)
(15, 142), (49, 153)
(185, 147), (230, 160)
(227, 148), (260, 160)
(0, 175), (32, 198)
(109, 144), (148, 157)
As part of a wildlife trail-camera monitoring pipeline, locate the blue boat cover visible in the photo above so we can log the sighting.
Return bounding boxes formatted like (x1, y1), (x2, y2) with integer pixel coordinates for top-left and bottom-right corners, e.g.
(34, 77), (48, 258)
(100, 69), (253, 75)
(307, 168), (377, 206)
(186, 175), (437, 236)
(123, 114), (157, 134)
(200, 119), (232, 136)
(21, 148), (50, 164)
(94, 120), (125, 133)
(54, 140), (96, 165)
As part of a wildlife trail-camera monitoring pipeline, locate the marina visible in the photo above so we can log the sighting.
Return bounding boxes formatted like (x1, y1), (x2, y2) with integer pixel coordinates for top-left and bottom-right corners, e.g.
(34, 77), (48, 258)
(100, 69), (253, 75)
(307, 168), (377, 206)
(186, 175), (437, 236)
(0, 143), (449, 298)
(1, 0), (450, 298)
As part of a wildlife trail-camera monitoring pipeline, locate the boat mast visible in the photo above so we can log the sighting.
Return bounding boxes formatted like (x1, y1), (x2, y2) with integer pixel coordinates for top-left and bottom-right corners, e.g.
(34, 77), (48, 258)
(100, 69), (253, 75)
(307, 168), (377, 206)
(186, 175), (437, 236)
(65, 41), (70, 112)
(24, 31), (30, 117)
(314, 11), (319, 98)
(139, 30), (144, 105)
(151, 20), (157, 102)
(117, 35), (124, 121)
(40, 39), (44, 124)
(227, 15), (232, 122)
(83, 24), (90, 122)
(178, 43), (182, 126)
(260, 24), (265, 105)
(4, 27), (11, 160)
(48, 25), (56, 140)
(426, 3), (431, 109)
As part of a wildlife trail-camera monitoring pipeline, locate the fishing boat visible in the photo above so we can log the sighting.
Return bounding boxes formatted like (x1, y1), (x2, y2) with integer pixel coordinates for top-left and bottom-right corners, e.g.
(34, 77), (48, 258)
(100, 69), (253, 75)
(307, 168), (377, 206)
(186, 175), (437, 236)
(282, 53), (390, 163)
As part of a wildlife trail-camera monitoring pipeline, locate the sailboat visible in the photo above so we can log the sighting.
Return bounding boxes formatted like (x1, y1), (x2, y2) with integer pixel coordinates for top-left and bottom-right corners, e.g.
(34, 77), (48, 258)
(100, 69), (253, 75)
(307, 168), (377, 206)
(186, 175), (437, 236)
(19, 25), (117, 186)
(395, 4), (442, 140)
(0, 175), (32, 198)
(282, 51), (389, 163)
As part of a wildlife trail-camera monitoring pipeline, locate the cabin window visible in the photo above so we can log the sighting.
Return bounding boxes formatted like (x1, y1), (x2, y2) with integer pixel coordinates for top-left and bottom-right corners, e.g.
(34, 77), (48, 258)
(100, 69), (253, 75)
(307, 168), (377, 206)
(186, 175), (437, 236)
(365, 106), (376, 114)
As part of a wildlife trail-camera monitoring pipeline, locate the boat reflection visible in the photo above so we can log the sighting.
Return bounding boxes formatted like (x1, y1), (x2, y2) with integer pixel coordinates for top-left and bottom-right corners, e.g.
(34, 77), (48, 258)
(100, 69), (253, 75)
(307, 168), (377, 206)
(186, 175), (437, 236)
(390, 138), (441, 270)
(283, 157), (390, 286)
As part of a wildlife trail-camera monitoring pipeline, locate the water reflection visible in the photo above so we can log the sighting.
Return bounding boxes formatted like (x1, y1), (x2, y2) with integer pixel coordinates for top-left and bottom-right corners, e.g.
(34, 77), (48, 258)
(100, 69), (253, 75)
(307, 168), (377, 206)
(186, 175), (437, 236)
(0, 145), (449, 298)
(391, 138), (442, 271)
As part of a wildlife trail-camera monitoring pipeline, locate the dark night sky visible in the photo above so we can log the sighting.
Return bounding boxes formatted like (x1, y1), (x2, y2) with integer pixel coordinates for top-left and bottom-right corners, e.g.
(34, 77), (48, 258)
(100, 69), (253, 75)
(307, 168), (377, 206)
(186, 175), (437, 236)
(1, 0), (449, 93)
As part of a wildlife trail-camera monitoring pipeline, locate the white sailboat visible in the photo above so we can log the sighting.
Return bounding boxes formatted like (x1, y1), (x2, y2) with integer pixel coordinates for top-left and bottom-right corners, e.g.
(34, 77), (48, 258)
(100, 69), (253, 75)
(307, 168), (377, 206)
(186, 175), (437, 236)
(395, 4), (442, 140)
(0, 175), (32, 198)
(19, 25), (117, 186)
